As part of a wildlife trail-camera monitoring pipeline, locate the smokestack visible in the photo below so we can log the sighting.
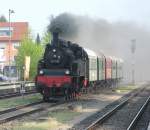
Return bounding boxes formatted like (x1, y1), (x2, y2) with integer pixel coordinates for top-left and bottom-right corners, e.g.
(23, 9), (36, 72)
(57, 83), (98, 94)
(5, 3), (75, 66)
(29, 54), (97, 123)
(52, 32), (59, 46)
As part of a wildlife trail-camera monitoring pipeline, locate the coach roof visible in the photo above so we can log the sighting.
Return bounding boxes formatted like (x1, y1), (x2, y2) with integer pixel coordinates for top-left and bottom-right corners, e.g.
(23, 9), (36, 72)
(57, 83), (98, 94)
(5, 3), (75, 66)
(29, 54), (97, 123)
(84, 48), (97, 57)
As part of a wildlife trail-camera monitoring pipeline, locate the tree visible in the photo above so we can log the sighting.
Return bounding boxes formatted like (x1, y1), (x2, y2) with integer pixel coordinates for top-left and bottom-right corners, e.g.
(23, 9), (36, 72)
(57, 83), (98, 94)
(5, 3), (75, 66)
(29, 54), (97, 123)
(16, 36), (44, 80)
(36, 33), (41, 44)
(0, 15), (7, 22)
(41, 31), (51, 46)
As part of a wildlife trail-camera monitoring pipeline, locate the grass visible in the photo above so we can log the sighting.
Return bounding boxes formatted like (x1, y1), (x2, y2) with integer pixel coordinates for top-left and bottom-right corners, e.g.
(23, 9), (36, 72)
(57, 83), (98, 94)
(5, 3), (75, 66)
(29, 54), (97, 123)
(5, 109), (81, 130)
(114, 85), (138, 93)
(10, 126), (45, 130)
(0, 122), (46, 130)
(48, 109), (81, 123)
(5, 121), (61, 130)
(0, 93), (42, 110)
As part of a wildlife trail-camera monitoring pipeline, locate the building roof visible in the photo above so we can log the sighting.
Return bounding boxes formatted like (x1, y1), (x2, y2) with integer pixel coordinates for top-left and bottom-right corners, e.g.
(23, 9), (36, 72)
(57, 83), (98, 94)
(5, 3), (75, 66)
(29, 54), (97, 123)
(0, 22), (28, 41)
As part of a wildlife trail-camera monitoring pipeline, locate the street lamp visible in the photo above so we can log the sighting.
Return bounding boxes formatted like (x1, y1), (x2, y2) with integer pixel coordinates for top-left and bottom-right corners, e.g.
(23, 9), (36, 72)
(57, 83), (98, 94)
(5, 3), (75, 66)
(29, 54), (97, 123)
(8, 9), (14, 80)
(131, 39), (136, 85)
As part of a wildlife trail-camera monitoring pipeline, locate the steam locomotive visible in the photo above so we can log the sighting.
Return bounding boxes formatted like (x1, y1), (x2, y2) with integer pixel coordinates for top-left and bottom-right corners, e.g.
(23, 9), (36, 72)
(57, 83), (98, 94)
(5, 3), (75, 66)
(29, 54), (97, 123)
(35, 32), (123, 101)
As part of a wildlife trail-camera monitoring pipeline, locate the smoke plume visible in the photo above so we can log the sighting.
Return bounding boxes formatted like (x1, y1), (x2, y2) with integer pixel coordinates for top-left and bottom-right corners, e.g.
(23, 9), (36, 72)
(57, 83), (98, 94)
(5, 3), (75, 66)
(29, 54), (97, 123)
(48, 13), (150, 83)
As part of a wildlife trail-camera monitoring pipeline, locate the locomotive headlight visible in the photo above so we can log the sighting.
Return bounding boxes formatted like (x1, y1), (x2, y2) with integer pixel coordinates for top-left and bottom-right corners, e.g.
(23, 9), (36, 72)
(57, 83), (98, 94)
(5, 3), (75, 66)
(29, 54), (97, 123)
(65, 70), (70, 75)
(39, 70), (44, 74)
(53, 49), (56, 52)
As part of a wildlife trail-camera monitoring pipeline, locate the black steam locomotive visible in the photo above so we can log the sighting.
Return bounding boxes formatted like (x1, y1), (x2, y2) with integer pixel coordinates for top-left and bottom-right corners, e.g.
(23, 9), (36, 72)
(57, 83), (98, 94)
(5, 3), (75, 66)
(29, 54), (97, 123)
(36, 32), (89, 101)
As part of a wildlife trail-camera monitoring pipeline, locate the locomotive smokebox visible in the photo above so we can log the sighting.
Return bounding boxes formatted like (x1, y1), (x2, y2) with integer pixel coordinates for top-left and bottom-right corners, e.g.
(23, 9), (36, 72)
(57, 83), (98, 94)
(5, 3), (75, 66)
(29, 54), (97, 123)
(52, 32), (59, 46)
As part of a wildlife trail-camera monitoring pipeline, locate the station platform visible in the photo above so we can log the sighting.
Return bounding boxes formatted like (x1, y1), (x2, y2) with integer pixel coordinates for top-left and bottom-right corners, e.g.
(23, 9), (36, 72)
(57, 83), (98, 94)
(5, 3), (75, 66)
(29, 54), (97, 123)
(0, 82), (35, 94)
(0, 82), (34, 90)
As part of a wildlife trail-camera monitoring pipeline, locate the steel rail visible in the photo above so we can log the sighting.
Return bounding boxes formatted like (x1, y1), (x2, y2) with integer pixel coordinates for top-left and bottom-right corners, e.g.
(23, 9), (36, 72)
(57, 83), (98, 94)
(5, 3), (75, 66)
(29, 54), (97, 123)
(84, 87), (146, 130)
(0, 100), (65, 124)
(0, 107), (44, 124)
(0, 89), (37, 99)
(127, 95), (150, 130)
(0, 101), (43, 115)
(84, 97), (130, 130)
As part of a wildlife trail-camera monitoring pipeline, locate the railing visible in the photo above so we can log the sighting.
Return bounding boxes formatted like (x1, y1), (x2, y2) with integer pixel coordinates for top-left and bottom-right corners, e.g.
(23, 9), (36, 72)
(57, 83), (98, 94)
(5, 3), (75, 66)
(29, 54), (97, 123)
(0, 81), (34, 87)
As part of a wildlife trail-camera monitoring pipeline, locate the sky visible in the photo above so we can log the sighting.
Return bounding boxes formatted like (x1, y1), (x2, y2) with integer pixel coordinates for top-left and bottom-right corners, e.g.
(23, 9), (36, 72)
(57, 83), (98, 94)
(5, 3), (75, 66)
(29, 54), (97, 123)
(0, 0), (150, 82)
(0, 0), (150, 37)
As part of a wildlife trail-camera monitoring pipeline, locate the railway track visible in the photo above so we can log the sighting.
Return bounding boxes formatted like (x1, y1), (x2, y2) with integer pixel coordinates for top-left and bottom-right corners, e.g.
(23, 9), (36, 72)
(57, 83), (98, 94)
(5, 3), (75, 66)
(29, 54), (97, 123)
(83, 86), (150, 130)
(127, 95), (150, 130)
(133, 96), (150, 130)
(0, 99), (65, 124)
(0, 89), (37, 99)
(71, 84), (150, 130)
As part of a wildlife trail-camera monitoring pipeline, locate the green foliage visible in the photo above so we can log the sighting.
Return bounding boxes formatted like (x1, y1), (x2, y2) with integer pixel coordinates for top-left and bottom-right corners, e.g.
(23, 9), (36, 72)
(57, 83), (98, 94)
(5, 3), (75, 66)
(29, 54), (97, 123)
(114, 85), (138, 93)
(36, 33), (41, 44)
(0, 15), (7, 22)
(41, 32), (51, 46)
(48, 109), (81, 123)
(0, 94), (42, 110)
(16, 36), (44, 80)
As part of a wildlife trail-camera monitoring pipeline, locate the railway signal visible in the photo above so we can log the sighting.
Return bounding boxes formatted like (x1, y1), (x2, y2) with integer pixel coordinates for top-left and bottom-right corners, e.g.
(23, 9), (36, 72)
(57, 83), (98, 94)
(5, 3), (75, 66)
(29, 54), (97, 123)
(131, 39), (136, 85)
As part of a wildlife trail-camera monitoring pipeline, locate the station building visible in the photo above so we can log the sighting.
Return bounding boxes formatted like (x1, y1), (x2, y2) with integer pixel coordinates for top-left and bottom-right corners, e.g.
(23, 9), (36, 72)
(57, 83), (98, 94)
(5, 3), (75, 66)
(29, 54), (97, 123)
(0, 22), (28, 72)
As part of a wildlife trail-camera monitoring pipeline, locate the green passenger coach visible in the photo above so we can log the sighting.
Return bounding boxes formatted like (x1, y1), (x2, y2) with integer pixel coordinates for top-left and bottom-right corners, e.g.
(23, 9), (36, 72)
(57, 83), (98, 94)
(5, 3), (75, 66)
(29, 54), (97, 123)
(84, 48), (98, 81)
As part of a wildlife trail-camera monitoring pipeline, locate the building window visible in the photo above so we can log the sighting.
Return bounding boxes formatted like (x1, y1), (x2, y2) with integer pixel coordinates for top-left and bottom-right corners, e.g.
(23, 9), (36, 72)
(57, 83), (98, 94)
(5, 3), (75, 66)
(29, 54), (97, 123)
(0, 43), (6, 62)
(0, 27), (13, 37)
(0, 48), (5, 62)
(13, 42), (20, 49)
(0, 43), (6, 49)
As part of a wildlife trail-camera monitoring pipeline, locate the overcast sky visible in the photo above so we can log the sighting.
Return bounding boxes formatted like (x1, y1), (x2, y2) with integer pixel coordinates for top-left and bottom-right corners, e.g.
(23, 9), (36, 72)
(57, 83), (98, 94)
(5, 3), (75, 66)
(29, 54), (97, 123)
(0, 0), (150, 36)
(1, 0), (150, 82)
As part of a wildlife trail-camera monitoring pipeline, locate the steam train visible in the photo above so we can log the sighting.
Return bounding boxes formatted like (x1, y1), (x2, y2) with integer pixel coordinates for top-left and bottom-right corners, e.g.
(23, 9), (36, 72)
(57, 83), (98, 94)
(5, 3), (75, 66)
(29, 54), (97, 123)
(35, 32), (123, 101)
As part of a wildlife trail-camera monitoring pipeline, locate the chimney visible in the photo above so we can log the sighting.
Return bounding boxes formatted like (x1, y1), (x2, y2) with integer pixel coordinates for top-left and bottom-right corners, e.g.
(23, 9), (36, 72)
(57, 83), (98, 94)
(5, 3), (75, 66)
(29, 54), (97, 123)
(52, 32), (59, 46)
